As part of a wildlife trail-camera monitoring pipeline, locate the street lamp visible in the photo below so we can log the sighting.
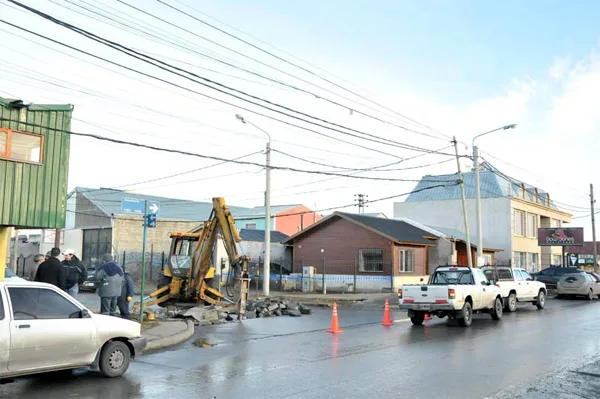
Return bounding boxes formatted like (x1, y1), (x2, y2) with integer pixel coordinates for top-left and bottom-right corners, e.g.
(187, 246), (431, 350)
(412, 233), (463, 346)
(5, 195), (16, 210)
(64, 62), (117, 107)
(235, 114), (272, 296)
(472, 124), (517, 266)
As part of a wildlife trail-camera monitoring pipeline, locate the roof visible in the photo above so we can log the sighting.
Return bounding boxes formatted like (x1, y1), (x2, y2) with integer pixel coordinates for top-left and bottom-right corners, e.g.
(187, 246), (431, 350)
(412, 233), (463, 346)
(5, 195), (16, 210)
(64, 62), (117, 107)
(283, 212), (438, 246)
(239, 229), (289, 243)
(362, 212), (388, 218)
(72, 187), (250, 221)
(0, 96), (72, 112)
(405, 162), (558, 210)
(232, 204), (302, 219)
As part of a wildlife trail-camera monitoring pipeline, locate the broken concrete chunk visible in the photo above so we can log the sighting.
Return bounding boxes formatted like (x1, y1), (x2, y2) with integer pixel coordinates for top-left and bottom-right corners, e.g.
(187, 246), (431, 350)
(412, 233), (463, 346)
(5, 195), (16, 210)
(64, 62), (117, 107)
(288, 309), (302, 317)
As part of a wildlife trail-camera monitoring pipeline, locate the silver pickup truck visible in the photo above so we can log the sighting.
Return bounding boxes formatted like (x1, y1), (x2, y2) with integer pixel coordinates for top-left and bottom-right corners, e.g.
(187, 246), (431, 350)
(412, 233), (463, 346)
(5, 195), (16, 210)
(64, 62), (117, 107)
(398, 266), (504, 327)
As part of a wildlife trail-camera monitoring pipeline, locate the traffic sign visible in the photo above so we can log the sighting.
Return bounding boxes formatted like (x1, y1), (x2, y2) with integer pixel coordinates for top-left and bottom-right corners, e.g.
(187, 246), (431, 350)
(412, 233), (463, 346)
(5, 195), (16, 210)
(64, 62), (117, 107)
(146, 214), (157, 228)
(147, 201), (160, 215)
(121, 198), (145, 215)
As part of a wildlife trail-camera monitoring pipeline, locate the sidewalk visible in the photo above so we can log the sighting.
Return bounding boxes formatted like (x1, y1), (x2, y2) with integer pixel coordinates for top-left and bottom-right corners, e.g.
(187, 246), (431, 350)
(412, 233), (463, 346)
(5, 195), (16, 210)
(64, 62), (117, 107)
(252, 290), (396, 307)
(143, 320), (195, 352)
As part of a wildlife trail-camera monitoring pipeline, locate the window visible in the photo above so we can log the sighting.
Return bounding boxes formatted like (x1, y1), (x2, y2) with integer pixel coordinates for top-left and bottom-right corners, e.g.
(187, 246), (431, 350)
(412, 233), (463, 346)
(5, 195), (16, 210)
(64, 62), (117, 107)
(526, 213), (538, 238)
(551, 219), (562, 228)
(552, 254), (562, 266)
(483, 254), (492, 266)
(358, 248), (384, 272)
(0, 130), (7, 158)
(474, 269), (489, 285)
(0, 290), (3, 320)
(514, 269), (524, 281)
(0, 128), (43, 164)
(399, 249), (414, 272)
(514, 210), (525, 236)
(8, 287), (81, 320)
(521, 270), (534, 281)
(513, 251), (526, 267)
(528, 253), (539, 272)
(245, 223), (257, 229)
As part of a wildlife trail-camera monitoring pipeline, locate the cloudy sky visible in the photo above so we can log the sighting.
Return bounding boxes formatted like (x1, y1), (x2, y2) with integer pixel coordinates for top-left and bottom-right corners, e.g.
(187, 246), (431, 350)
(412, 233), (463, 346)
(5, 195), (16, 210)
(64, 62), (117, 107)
(1, 0), (599, 237)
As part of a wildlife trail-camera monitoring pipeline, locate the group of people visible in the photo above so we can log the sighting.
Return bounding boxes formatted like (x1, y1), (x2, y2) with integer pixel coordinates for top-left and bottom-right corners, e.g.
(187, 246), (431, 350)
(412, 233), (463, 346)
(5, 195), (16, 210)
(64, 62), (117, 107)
(32, 248), (135, 319)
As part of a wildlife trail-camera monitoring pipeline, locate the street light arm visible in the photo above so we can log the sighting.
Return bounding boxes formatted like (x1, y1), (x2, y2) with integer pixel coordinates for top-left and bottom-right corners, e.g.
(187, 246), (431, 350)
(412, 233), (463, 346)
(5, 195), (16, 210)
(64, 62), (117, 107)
(247, 121), (272, 143)
(472, 124), (517, 148)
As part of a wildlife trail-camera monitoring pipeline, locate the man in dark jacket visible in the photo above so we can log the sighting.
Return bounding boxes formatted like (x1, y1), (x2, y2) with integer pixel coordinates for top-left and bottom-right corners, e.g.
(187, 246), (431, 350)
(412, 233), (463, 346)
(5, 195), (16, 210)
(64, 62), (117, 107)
(34, 247), (66, 290)
(118, 271), (135, 319)
(61, 249), (87, 298)
(96, 254), (124, 316)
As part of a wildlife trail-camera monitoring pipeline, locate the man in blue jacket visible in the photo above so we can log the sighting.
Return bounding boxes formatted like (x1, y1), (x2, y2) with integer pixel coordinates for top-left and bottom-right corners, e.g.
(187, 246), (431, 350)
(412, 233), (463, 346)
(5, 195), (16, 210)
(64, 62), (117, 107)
(118, 271), (135, 319)
(96, 254), (124, 316)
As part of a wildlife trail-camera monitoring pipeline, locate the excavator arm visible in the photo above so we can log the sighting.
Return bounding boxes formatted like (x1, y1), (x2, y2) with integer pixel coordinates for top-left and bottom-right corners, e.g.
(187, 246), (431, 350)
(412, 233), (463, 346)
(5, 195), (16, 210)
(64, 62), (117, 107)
(140, 198), (250, 318)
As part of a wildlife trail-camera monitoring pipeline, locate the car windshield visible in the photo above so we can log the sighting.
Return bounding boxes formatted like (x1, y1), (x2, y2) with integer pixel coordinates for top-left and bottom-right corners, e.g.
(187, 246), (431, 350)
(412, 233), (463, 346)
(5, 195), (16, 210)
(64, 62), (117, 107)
(431, 270), (473, 285)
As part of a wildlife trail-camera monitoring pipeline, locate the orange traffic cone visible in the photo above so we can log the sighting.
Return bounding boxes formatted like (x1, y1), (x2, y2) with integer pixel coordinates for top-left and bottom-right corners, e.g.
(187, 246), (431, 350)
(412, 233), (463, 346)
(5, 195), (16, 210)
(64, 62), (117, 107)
(326, 302), (344, 333)
(425, 313), (431, 321)
(381, 298), (394, 326)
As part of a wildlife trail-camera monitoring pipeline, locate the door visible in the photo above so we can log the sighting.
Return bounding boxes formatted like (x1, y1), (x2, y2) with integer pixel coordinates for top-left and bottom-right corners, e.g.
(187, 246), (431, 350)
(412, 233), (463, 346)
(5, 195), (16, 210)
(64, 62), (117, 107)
(0, 289), (9, 374)
(473, 269), (493, 308)
(513, 269), (529, 299)
(7, 286), (97, 372)
(519, 270), (537, 298)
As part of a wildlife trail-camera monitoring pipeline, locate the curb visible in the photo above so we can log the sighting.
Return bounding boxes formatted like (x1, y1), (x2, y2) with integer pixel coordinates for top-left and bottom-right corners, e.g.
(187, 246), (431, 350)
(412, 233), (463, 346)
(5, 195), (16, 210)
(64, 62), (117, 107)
(144, 320), (195, 352)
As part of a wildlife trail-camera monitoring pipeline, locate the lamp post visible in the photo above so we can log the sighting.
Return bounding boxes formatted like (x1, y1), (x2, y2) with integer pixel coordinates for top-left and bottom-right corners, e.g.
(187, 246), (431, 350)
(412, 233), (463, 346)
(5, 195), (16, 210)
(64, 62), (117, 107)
(473, 124), (517, 266)
(236, 114), (272, 296)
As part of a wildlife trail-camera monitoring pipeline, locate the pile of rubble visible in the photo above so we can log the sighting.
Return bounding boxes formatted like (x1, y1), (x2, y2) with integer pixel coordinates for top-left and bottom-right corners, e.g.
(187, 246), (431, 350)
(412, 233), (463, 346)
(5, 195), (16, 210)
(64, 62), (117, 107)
(244, 299), (312, 319)
(156, 299), (312, 326)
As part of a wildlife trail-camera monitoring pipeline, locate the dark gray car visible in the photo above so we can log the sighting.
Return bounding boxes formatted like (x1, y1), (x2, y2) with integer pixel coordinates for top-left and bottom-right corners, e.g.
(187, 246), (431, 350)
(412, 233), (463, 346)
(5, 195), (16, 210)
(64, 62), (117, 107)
(532, 266), (580, 288)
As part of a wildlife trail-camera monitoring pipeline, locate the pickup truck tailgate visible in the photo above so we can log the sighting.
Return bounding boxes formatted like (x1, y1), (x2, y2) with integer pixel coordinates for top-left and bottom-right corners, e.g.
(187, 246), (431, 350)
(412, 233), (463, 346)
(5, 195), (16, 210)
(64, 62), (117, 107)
(402, 285), (449, 304)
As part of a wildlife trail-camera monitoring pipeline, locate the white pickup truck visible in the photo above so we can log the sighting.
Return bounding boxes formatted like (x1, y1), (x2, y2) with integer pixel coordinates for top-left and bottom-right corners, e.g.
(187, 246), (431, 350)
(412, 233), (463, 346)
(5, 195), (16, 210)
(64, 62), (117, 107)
(481, 266), (547, 312)
(398, 266), (504, 327)
(0, 280), (147, 381)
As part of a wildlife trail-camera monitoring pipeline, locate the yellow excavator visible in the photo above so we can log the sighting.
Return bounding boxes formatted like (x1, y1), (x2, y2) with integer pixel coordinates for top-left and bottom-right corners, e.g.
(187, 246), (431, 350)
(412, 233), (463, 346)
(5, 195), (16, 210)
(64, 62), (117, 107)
(139, 197), (250, 318)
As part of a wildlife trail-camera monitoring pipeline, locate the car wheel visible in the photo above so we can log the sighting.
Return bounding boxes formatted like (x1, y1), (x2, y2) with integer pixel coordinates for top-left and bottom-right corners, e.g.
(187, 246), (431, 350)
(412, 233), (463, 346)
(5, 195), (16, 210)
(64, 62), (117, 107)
(491, 297), (503, 320)
(507, 293), (517, 312)
(535, 290), (546, 309)
(458, 302), (472, 327)
(410, 312), (425, 326)
(99, 341), (131, 378)
(589, 290), (594, 301)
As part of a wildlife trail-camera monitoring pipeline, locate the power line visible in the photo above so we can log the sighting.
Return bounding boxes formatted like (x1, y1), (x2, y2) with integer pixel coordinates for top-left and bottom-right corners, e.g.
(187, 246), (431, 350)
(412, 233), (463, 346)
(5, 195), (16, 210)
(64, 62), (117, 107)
(0, 19), (407, 161)
(125, 0), (450, 141)
(163, 0), (451, 139)
(3, 3), (456, 158)
(0, 118), (448, 183)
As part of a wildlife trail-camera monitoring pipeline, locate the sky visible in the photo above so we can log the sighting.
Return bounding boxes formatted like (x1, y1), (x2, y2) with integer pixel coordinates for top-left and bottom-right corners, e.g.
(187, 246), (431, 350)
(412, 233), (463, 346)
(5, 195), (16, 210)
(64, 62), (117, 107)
(0, 0), (599, 238)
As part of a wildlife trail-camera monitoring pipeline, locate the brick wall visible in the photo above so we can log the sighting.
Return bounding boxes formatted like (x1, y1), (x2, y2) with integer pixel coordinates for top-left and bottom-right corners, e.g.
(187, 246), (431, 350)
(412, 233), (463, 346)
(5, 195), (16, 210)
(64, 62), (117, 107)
(292, 217), (394, 275)
(112, 216), (200, 253)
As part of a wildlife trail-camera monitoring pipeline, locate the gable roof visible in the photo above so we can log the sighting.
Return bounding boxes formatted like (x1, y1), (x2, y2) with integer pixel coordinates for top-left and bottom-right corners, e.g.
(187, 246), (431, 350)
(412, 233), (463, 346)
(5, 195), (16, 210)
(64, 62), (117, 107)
(363, 212), (388, 218)
(72, 187), (249, 221)
(283, 212), (438, 246)
(239, 229), (289, 243)
(405, 161), (559, 210)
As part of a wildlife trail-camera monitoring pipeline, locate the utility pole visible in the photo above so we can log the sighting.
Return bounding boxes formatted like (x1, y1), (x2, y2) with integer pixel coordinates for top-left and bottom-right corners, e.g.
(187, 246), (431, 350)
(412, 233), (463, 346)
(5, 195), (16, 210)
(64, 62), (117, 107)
(354, 194), (368, 214)
(264, 139), (271, 297)
(472, 124), (517, 266)
(139, 200), (148, 322)
(591, 184), (598, 272)
(235, 114), (271, 297)
(453, 137), (473, 268)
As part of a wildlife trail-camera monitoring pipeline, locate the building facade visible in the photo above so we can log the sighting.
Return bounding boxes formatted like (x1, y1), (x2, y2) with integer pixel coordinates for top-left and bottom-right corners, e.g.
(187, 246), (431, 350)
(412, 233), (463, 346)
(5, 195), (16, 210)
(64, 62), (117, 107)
(233, 205), (322, 236)
(394, 163), (572, 271)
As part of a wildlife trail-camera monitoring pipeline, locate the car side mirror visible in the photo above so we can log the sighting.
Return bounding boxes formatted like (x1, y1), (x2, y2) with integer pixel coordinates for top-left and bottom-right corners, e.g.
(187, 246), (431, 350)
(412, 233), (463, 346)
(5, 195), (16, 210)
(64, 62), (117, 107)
(80, 309), (90, 318)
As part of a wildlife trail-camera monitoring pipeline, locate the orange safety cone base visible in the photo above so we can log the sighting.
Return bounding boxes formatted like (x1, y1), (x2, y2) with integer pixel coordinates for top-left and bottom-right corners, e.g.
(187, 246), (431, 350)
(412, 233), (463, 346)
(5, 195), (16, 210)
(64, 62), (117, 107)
(381, 298), (394, 326)
(424, 314), (431, 320)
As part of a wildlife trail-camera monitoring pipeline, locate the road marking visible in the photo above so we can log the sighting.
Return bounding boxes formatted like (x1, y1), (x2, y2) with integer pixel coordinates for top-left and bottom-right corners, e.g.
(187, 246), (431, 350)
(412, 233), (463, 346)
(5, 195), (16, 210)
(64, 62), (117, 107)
(393, 318), (410, 322)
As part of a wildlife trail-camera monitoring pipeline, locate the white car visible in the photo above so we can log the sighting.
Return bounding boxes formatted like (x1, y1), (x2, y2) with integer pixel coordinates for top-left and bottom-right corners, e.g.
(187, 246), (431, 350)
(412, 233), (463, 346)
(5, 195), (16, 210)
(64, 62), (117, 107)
(399, 266), (504, 327)
(0, 280), (146, 381)
(482, 267), (547, 312)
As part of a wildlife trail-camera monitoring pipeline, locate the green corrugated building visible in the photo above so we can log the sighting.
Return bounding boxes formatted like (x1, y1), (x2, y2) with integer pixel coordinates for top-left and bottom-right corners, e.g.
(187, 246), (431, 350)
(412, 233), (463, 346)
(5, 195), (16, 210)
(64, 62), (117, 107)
(0, 96), (73, 278)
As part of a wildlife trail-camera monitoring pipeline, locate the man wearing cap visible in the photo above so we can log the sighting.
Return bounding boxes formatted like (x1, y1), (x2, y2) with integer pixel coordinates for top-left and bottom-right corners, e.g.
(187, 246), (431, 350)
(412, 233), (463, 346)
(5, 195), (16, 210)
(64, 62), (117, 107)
(96, 254), (124, 317)
(62, 249), (87, 298)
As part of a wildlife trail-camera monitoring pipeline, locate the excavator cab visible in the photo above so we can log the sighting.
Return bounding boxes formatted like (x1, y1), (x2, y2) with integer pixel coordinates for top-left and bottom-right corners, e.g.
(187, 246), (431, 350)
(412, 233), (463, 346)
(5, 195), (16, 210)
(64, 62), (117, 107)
(167, 233), (197, 279)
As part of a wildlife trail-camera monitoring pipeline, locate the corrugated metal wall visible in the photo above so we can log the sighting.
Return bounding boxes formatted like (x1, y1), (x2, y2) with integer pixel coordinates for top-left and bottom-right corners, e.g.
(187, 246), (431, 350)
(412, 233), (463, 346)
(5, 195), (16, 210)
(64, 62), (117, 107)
(0, 101), (72, 228)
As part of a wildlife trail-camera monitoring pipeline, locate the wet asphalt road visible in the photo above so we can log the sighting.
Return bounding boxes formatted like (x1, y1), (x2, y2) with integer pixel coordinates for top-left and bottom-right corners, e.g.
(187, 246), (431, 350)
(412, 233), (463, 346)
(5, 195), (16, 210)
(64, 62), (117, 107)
(3, 297), (600, 399)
